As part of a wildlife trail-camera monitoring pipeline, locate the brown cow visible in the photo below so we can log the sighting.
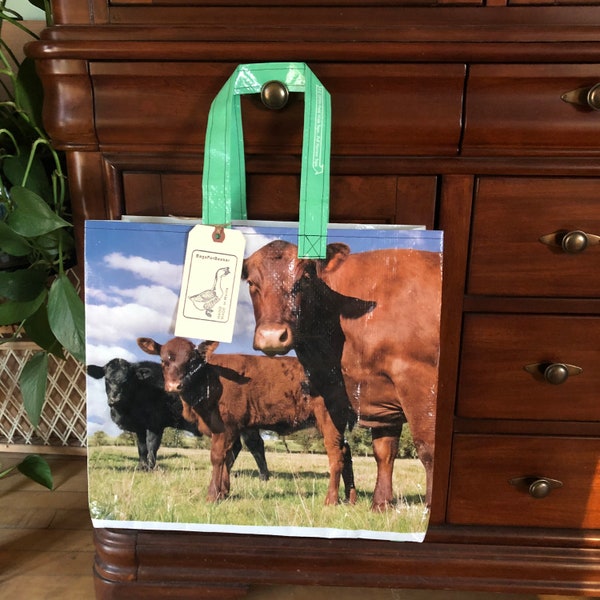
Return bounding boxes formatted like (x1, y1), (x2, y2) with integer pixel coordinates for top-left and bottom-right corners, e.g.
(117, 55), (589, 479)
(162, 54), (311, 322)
(243, 240), (442, 510)
(137, 336), (356, 505)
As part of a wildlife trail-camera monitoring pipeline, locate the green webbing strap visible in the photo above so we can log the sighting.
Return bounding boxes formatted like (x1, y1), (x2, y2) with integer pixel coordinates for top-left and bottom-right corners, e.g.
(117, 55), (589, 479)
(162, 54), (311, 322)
(202, 62), (331, 258)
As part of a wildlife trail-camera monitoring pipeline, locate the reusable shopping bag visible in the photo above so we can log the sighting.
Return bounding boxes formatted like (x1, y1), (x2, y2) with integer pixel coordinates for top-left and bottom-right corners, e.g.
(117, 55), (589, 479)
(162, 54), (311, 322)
(85, 63), (443, 542)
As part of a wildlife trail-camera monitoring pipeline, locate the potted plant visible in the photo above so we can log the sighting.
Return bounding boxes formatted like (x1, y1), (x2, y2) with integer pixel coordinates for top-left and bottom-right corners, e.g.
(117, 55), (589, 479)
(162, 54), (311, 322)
(0, 0), (85, 487)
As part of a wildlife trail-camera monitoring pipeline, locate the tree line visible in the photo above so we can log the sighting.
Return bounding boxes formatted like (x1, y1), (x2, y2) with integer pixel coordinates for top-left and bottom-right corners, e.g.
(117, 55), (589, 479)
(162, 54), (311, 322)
(88, 424), (417, 459)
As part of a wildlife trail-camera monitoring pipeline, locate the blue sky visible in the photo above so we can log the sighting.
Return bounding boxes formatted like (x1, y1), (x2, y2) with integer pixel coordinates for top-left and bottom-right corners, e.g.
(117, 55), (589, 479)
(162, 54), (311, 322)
(84, 221), (442, 436)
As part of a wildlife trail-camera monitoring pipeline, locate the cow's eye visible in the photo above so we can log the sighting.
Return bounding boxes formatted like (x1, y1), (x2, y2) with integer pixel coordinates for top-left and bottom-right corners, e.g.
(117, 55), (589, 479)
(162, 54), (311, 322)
(246, 280), (258, 291)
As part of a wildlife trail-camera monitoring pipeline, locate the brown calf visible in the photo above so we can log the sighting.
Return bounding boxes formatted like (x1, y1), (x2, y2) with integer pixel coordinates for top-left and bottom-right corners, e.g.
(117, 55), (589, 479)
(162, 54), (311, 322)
(137, 336), (356, 505)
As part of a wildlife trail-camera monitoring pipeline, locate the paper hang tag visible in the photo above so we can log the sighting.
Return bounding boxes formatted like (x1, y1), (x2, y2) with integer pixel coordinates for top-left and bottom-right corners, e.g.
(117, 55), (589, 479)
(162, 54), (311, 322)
(175, 225), (245, 343)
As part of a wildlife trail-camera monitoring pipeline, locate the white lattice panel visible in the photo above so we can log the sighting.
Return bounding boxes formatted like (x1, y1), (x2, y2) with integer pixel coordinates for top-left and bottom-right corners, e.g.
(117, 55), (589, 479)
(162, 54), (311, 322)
(0, 342), (87, 448)
(0, 268), (87, 448)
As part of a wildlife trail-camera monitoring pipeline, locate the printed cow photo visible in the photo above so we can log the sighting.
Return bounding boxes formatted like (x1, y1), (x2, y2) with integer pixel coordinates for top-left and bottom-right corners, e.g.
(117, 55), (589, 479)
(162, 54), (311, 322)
(243, 240), (442, 510)
(136, 336), (356, 505)
(87, 357), (270, 477)
(85, 219), (442, 541)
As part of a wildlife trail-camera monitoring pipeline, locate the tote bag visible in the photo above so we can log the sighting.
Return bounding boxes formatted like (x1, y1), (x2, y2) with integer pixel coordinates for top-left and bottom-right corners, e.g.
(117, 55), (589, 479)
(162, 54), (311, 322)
(85, 63), (443, 542)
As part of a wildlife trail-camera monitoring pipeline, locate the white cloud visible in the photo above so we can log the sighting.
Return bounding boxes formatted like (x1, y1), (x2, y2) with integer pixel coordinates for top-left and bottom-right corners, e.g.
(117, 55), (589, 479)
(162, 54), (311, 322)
(86, 343), (138, 367)
(86, 302), (175, 344)
(86, 286), (120, 305)
(111, 284), (179, 314)
(104, 252), (183, 289)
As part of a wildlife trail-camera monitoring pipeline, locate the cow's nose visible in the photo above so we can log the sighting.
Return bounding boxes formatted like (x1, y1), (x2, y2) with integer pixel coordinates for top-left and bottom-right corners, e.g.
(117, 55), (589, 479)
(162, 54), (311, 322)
(253, 325), (293, 355)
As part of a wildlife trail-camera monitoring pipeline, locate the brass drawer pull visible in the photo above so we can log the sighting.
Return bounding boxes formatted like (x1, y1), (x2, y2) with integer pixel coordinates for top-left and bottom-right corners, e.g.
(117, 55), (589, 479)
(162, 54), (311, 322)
(260, 80), (289, 110)
(539, 229), (600, 254)
(509, 476), (564, 499)
(523, 362), (583, 384)
(561, 83), (600, 110)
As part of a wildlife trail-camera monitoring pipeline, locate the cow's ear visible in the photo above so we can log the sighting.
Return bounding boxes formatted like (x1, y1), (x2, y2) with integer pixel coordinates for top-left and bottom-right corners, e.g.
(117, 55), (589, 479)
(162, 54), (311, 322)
(340, 297), (377, 319)
(198, 340), (219, 360)
(294, 259), (317, 285)
(322, 243), (351, 274)
(87, 365), (105, 379)
(136, 367), (154, 381)
(137, 337), (161, 356)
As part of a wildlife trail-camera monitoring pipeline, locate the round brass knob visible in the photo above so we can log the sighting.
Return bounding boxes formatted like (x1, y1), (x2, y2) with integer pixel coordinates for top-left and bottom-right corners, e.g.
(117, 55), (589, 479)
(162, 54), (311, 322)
(524, 362), (583, 382)
(543, 363), (570, 385)
(586, 83), (600, 111)
(260, 80), (289, 110)
(561, 230), (589, 254)
(528, 479), (552, 499)
(510, 475), (563, 497)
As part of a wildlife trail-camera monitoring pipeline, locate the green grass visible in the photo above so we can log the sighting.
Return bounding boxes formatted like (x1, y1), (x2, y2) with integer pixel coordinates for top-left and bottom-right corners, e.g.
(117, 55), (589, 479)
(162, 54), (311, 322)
(88, 446), (428, 538)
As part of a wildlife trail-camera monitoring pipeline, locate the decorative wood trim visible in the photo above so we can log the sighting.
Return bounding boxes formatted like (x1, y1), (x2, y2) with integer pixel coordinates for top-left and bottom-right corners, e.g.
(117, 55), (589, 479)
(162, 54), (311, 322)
(34, 58), (96, 150)
(431, 175), (474, 525)
(27, 38), (600, 64)
(92, 526), (600, 597)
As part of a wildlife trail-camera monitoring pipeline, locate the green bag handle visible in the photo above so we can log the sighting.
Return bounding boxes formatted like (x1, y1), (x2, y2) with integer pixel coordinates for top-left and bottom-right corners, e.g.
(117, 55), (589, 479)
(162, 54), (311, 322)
(202, 62), (331, 258)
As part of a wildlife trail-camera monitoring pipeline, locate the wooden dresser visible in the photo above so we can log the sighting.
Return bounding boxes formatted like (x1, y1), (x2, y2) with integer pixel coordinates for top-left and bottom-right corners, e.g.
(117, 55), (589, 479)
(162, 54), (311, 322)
(28, 0), (600, 596)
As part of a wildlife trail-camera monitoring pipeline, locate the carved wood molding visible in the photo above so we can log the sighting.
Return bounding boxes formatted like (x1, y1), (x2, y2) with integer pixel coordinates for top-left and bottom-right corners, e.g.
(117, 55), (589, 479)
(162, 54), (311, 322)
(92, 527), (600, 597)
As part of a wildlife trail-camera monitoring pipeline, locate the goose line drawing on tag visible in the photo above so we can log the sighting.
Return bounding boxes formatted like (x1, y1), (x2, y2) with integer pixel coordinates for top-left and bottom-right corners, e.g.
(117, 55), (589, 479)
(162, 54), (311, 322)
(188, 266), (231, 317)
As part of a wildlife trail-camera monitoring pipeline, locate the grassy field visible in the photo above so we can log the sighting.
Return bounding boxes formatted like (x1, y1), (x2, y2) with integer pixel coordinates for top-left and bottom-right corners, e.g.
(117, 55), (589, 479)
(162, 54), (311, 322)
(88, 445), (428, 538)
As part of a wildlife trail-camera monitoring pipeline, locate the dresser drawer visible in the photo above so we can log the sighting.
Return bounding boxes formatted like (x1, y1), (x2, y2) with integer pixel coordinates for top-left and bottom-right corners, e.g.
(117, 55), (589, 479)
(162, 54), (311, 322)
(447, 434), (600, 528)
(463, 64), (600, 155)
(90, 62), (464, 155)
(122, 173), (438, 227)
(457, 314), (600, 421)
(468, 177), (600, 297)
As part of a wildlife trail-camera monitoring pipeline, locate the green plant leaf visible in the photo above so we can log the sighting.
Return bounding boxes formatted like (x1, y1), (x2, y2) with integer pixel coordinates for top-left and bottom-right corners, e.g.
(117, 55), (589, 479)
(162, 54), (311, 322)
(15, 57), (44, 131)
(24, 303), (64, 358)
(0, 288), (47, 325)
(47, 274), (85, 362)
(7, 186), (70, 237)
(0, 269), (48, 327)
(0, 221), (31, 256)
(33, 227), (75, 262)
(0, 268), (46, 301)
(19, 351), (48, 428)
(16, 454), (53, 490)
(0, 105), (38, 146)
(3, 151), (52, 199)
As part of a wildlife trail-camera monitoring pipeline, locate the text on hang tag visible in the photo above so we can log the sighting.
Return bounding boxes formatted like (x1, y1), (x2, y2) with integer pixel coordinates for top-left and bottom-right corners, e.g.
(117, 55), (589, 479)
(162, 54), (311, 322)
(175, 225), (245, 343)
